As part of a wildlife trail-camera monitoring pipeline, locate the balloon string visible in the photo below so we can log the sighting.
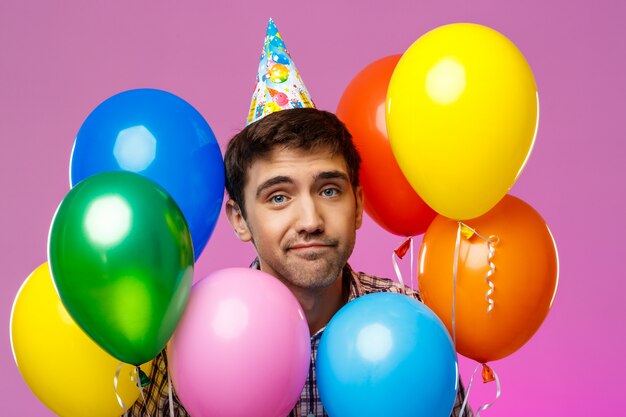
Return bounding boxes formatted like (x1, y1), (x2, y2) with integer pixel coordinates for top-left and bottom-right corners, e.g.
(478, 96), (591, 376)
(459, 223), (499, 313)
(168, 366), (175, 417)
(392, 237), (412, 287)
(135, 366), (152, 417)
(114, 363), (128, 416)
(452, 221), (462, 349)
(410, 237), (415, 290)
(459, 363), (501, 416)
(391, 251), (404, 286)
(459, 363), (481, 417)
(476, 364), (501, 416)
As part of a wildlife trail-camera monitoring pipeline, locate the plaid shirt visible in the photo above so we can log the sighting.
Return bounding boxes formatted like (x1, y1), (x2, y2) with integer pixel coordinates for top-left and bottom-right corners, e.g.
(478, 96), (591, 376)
(127, 263), (472, 417)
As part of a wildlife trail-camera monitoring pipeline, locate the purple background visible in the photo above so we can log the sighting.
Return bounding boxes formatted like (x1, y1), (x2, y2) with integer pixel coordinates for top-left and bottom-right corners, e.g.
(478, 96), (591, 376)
(2, 0), (624, 415)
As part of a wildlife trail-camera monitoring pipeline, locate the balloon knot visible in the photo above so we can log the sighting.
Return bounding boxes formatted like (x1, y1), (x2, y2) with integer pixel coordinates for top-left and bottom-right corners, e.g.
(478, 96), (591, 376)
(137, 367), (151, 387)
(460, 224), (475, 240)
(394, 237), (412, 259)
(482, 363), (495, 383)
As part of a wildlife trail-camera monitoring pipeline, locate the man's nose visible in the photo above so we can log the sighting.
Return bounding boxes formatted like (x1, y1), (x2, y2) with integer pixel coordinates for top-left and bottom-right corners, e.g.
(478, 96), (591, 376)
(295, 196), (324, 234)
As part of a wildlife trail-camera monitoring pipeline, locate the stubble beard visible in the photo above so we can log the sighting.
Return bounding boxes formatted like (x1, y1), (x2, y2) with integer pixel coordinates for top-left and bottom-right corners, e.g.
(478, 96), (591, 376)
(280, 254), (344, 289)
(270, 233), (356, 290)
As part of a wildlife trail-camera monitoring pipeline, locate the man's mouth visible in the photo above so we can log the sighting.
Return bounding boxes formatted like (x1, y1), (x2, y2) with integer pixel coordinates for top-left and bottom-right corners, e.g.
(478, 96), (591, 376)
(288, 241), (338, 251)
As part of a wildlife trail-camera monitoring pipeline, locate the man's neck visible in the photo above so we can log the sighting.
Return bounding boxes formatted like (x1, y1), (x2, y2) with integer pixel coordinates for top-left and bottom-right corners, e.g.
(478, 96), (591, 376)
(286, 272), (347, 336)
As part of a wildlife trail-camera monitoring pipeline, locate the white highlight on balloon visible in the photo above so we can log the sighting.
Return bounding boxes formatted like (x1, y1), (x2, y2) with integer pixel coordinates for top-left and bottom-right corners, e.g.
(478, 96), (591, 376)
(426, 58), (466, 105)
(357, 323), (393, 362)
(113, 125), (157, 172)
(84, 195), (132, 246)
(213, 298), (249, 340)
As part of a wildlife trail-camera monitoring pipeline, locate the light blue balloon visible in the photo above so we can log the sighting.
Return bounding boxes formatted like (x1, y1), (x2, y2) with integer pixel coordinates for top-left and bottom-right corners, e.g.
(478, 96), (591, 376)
(317, 293), (458, 417)
(70, 89), (224, 260)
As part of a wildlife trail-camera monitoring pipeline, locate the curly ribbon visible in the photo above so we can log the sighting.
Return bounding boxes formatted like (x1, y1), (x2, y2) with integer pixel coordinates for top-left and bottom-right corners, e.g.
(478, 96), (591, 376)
(459, 223), (499, 313)
(483, 235), (498, 313)
(114, 363), (128, 417)
(392, 237), (413, 287)
(459, 363), (501, 416)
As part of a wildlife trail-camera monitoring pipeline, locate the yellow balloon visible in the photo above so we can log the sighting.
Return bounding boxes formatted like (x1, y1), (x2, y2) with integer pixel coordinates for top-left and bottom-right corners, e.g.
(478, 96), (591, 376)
(10, 263), (152, 417)
(387, 23), (538, 220)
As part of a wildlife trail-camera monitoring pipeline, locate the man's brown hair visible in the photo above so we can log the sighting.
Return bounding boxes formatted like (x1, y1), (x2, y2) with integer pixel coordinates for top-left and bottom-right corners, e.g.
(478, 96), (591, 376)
(224, 108), (361, 216)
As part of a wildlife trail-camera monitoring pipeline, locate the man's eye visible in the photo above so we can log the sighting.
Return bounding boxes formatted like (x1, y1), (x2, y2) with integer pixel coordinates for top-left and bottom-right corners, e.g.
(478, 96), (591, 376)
(321, 188), (339, 197)
(270, 194), (287, 204)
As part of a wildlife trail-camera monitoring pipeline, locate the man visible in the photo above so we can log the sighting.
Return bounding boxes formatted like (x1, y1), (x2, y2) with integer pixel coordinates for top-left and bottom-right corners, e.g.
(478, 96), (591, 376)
(127, 108), (472, 417)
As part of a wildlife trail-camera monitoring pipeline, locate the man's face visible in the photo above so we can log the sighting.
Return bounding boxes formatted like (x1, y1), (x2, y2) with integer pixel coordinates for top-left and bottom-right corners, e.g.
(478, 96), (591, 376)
(226, 146), (363, 290)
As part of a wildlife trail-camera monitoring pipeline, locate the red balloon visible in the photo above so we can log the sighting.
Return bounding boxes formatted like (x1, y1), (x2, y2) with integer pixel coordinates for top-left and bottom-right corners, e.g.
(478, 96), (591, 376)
(337, 56), (436, 236)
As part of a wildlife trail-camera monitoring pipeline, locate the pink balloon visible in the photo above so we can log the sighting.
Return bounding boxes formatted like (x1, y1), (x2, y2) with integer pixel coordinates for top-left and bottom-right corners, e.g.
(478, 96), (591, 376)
(168, 268), (311, 417)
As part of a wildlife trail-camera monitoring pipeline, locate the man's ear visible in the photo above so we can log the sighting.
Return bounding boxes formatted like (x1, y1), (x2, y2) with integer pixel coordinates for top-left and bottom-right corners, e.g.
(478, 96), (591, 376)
(225, 199), (252, 242)
(355, 185), (364, 230)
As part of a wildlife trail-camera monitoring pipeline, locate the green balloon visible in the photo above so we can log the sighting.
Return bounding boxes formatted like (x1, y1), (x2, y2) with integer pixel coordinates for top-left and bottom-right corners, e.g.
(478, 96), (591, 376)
(48, 171), (194, 365)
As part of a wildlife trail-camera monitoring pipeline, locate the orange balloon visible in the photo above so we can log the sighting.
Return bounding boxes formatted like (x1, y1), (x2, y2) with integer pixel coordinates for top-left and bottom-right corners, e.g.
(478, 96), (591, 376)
(418, 195), (558, 362)
(337, 55), (436, 236)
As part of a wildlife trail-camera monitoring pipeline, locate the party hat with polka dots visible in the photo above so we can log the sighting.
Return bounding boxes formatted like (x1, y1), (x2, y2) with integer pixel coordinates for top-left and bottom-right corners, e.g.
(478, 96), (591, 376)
(246, 18), (315, 125)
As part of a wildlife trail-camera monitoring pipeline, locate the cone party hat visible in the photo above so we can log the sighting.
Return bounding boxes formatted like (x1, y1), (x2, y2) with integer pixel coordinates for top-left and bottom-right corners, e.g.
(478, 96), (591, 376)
(246, 18), (315, 125)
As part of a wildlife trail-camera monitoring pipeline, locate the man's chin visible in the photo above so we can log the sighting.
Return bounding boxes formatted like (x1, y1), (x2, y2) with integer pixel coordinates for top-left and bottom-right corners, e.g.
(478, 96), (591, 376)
(288, 265), (343, 290)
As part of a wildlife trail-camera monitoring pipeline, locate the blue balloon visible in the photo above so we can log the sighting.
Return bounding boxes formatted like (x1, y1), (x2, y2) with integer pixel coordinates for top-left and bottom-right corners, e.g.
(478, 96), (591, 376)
(70, 89), (224, 260)
(317, 293), (458, 417)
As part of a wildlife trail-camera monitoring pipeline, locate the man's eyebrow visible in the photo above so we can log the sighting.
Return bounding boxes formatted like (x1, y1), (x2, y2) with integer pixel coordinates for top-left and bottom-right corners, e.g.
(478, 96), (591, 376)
(314, 170), (349, 182)
(256, 176), (294, 198)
